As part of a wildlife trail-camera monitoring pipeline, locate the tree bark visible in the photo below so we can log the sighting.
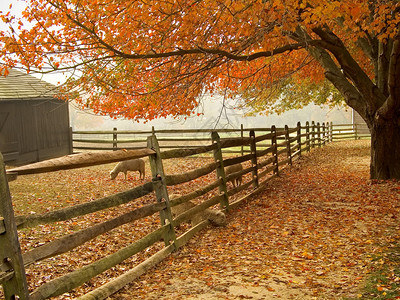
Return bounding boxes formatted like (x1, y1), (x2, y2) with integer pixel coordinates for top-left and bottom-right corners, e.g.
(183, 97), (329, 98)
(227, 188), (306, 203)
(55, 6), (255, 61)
(370, 118), (400, 179)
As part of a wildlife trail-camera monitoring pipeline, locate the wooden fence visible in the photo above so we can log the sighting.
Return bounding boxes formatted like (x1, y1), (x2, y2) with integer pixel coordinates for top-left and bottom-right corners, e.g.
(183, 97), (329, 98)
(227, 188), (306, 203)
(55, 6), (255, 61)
(331, 122), (370, 140)
(1, 121), (332, 299)
(71, 122), (369, 152)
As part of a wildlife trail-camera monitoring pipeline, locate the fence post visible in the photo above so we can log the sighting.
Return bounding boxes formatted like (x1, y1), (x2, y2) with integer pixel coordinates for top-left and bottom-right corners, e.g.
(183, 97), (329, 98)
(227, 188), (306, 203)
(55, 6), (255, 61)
(69, 126), (74, 154)
(354, 123), (358, 140)
(297, 122), (302, 157)
(306, 121), (310, 152)
(322, 122), (326, 146)
(330, 122), (333, 142)
(284, 125), (292, 165)
(211, 131), (230, 211)
(317, 122), (321, 147)
(113, 127), (118, 149)
(249, 130), (259, 189)
(0, 154), (30, 300)
(271, 125), (279, 176)
(241, 124), (244, 157)
(147, 135), (177, 247)
(311, 121), (315, 148)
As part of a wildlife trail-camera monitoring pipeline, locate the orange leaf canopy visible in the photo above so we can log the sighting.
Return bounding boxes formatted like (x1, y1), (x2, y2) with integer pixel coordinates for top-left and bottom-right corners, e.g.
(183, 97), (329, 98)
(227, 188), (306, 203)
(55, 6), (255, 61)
(0, 0), (398, 121)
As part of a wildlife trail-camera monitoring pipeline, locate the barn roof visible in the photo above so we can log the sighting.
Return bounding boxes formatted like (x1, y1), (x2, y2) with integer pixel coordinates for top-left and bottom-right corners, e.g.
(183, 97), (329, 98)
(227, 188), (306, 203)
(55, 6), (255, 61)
(0, 69), (59, 100)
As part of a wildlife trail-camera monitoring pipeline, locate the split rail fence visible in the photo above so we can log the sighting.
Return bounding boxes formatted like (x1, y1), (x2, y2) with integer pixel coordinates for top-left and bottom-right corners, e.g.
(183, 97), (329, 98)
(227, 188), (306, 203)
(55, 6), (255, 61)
(72, 122), (370, 152)
(2, 121), (333, 299)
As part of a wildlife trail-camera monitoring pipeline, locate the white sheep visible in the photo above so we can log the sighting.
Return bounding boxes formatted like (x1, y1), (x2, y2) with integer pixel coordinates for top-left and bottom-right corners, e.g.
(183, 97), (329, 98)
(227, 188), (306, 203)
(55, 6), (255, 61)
(225, 163), (243, 187)
(110, 158), (145, 180)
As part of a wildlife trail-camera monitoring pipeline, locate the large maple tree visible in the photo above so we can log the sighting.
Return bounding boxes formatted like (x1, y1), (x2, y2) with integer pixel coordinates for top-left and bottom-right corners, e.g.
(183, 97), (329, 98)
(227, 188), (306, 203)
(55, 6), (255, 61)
(0, 0), (399, 179)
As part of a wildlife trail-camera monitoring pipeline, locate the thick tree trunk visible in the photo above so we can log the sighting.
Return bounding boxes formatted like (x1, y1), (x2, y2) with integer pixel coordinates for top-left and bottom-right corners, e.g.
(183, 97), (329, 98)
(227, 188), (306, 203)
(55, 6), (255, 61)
(370, 119), (400, 179)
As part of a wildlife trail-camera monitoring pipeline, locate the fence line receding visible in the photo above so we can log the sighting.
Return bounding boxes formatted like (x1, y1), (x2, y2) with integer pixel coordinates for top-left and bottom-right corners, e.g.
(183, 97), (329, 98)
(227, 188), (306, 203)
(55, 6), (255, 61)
(0, 121), (365, 299)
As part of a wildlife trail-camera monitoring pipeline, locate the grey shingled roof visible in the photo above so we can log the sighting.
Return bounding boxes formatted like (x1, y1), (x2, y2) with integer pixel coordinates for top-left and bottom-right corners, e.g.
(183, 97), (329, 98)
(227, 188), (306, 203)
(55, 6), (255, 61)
(0, 69), (58, 100)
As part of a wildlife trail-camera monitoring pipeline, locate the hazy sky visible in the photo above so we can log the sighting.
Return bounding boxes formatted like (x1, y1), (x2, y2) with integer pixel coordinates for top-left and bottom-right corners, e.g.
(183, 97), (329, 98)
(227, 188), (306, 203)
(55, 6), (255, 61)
(0, 0), (69, 85)
(0, 0), (25, 21)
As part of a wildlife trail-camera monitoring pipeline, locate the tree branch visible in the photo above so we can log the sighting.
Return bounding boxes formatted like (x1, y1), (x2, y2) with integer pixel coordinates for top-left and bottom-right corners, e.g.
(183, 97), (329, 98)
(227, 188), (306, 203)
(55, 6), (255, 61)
(52, 0), (299, 63)
(312, 26), (386, 112)
(309, 46), (366, 118)
(289, 26), (366, 118)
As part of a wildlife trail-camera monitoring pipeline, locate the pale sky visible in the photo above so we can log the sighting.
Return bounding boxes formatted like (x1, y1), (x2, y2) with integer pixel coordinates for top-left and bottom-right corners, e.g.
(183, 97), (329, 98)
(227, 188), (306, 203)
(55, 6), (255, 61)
(0, 0), (69, 85)
(0, 0), (25, 16)
(0, 0), (27, 31)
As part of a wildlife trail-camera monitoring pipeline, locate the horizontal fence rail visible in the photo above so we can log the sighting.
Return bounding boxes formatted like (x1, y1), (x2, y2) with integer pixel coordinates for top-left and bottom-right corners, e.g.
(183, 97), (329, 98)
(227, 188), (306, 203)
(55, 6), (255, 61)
(71, 122), (370, 153)
(331, 123), (370, 140)
(0, 120), (366, 299)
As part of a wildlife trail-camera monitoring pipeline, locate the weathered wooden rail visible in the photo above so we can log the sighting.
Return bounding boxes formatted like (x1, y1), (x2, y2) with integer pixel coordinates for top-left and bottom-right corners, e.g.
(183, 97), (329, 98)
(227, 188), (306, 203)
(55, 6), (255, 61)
(71, 122), (369, 152)
(1, 121), (332, 299)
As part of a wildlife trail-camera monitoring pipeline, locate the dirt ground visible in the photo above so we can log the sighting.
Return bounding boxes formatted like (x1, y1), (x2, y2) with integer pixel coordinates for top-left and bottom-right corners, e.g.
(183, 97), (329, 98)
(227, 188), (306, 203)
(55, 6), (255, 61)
(102, 140), (400, 299)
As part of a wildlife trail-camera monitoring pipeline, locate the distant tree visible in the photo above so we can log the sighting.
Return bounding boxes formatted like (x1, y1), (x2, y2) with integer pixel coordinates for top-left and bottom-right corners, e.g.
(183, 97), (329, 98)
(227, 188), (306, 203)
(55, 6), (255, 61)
(0, 1), (399, 179)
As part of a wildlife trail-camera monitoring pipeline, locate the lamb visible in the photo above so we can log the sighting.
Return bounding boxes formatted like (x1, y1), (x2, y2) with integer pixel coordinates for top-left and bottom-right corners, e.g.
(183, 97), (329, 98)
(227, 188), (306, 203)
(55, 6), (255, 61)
(169, 194), (226, 227)
(225, 163), (243, 187)
(110, 158), (145, 180)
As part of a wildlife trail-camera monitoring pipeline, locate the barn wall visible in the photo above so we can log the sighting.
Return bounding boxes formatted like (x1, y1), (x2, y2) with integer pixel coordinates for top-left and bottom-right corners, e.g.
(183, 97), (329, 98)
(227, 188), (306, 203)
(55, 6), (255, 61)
(352, 110), (370, 134)
(0, 98), (71, 166)
(0, 103), (19, 162)
(35, 100), (71, 160)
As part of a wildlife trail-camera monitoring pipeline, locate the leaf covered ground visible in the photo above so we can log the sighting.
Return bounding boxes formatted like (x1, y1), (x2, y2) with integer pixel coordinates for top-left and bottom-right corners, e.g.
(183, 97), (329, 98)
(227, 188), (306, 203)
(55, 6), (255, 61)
(4, 140), (400, 299)
(110, 140), (400, 299)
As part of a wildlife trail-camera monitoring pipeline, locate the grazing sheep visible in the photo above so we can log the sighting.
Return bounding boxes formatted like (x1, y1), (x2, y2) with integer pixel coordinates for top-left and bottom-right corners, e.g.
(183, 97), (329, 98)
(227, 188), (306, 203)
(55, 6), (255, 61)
(110, 158), (145, 180)
(169, 194), (226, 227)
(225, 163), (243, 187)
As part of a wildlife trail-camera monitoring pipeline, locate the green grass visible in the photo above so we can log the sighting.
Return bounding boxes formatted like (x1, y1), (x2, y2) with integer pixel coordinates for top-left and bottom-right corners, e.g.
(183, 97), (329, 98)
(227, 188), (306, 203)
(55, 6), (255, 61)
(354, 245), (400, 299)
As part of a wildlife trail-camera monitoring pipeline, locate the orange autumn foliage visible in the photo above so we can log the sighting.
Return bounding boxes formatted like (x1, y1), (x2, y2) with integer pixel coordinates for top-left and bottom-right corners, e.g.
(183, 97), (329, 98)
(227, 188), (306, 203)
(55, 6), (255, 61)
(0, 0), (399, 121)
